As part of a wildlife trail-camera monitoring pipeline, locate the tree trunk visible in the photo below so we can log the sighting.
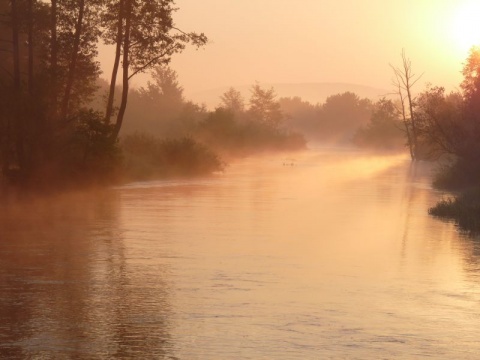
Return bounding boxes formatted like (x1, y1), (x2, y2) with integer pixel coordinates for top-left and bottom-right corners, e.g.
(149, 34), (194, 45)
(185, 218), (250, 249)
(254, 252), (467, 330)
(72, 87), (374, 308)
(50, 0), (58, 116)
(401, 51), (419, 160)
(11, 0), (25, 171)
(11, 0), (20, 91)
(392, 50), (422, 161)
(111, 0), (131, 140)
(60, 0), (85, 121)
(397, 87), (414, 160)
(404, 121), (414, 160)
(405, 84), (418, 159)
(105, 0), (124, 124)
(27, 0), (34, 95)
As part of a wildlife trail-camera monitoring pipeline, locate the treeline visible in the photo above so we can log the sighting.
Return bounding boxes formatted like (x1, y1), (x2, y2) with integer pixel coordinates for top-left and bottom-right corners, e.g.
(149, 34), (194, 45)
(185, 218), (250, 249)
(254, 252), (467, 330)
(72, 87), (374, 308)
(8, 0), (477, 195)
(424, 48), (480, 232)
(0, 0), (410, 191)
(380, 47), (480, 232)
(0, 0), (310, 190)
(121, 72), (405, 154)
(321, 48), (480, 232)
(119, 73), (307, 156)
(0, 0), (206, 189)
(118, 76), (307, 180)
(279, 93), (404, 149)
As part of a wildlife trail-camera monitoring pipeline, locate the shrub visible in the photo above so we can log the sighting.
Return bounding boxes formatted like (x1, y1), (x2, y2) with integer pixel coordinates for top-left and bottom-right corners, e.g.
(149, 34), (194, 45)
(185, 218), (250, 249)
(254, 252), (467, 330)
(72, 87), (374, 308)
(66, 109), (122, 183)
(429, 189), (480, 233)
(196, 108), (306, 156)
(433, 159), (480, 190)
(122, 133), (224, 180)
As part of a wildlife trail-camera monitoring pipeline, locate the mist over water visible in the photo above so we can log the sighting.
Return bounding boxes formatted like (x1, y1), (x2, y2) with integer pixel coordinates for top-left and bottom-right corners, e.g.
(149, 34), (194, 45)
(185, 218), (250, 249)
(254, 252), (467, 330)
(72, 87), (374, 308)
(1, 148), (479, 359)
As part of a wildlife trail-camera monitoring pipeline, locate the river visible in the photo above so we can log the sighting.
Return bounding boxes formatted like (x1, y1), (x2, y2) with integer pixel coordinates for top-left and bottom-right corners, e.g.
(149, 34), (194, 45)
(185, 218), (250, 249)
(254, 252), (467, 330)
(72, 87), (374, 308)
(1, 148), (479, 359)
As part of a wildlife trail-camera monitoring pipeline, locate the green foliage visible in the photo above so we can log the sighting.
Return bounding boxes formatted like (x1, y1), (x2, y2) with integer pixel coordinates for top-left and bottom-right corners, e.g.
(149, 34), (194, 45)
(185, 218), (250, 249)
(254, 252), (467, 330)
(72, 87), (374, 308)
(122, 66), (207, 137)
(1, 0), (105, 187)
(429, 189), (480, 233)
(278, 92), (373, 143)
(1, 0), (206, 189)
(122, 133), (224, 180)
(220, 87), (245, 114)
(353, 98), (404, 150)
(66, 109), (121, 181)
(197, 108), (306, 156)
(279, 96), (320, 138)
(427, 47), (480, 233)
(415, 86), (465, 159)
(461, 46), (480, 101)
(103, 0), (207, 78)
(140, 66), (184, 104)
(318, 92), (372, 141)
(248, 84), (284, 128)
(421, 48), (480, 189)
(433, 159), (480, 190)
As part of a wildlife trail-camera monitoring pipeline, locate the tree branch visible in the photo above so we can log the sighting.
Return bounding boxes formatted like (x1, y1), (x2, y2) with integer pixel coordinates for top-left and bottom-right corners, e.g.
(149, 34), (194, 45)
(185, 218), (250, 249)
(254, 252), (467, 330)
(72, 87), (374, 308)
(127, 48), (171, 79)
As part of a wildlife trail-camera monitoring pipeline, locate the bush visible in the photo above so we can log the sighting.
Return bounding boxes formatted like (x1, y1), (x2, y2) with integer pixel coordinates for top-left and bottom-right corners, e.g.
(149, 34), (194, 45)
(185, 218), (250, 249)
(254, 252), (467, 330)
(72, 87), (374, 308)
(196, 108), (306, 156)
(66, 109), (122, 184)
(429, 189), (480, 233)
(432, 159), (480, 190)
(352, 98), (405, 150)
(122, 133), (224, 180)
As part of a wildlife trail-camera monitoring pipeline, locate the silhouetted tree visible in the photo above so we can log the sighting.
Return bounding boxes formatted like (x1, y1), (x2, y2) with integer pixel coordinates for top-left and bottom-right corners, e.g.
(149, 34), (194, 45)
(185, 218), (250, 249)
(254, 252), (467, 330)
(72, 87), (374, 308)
(248, 84), (283, 128)
(415, 48), (480, 164)
(102, 0), (207, 140)
(220, 87), (245, 115)
(427, 47), (480, 228)
(122, 132), (223, 179)
(317, 92), (372, 141)
(353, 98), (404, 149)
(416, 48), (480, 189)
(279, 96), (319, 135)
(140, 65), (184, 105)
(461, 46), (480, 100)
(122, 66), (205, 137)
(0, 0), (206, 187)
(415, 86), (463, 159)
(391, 50), (423, 159)
(197, 86), (306, 156)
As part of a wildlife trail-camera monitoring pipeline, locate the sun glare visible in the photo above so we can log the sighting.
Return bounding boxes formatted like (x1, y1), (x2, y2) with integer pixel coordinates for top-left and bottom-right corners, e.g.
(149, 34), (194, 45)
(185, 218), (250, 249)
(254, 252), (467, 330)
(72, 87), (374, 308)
(450, 1), (480, 54)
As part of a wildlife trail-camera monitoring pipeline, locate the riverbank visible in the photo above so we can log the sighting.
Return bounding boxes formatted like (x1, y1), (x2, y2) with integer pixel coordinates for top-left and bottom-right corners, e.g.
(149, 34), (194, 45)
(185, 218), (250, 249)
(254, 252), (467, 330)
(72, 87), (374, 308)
(428, 160), (480, 233)
(429, 188), (480, 233)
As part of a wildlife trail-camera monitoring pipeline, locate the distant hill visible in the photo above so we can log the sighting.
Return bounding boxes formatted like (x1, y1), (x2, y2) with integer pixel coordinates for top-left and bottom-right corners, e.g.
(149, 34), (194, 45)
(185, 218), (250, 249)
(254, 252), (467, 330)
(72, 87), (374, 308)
(187, 82), (389, 109)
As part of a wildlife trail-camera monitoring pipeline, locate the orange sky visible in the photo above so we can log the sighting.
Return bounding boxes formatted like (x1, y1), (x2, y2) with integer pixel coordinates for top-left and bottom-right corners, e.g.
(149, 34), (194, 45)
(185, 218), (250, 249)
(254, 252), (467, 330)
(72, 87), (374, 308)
(99, 0), (480, 97)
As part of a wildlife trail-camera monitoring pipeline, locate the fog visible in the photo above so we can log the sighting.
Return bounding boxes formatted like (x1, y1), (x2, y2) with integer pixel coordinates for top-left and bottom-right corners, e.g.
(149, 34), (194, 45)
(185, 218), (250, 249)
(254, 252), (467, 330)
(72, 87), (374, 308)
(3, 0), (480, 358)
(2, 150), (480, 358)
(107, 0), (468, 96)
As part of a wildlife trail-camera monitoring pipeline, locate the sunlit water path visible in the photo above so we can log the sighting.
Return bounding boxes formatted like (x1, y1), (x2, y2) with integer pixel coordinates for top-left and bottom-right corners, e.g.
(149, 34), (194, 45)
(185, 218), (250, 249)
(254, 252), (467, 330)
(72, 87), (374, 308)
(1, 148), (480, 359)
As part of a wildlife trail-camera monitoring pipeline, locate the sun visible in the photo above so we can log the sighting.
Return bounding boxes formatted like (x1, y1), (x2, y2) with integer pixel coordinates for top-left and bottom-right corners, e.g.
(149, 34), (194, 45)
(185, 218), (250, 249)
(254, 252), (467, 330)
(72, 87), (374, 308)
(450, 1), (480, 54)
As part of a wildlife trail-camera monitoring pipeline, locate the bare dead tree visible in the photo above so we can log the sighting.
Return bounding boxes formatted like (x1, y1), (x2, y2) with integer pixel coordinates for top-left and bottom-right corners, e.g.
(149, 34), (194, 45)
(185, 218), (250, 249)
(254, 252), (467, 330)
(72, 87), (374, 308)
(391, 72), (414, 159)
(390, 50), (423, 160)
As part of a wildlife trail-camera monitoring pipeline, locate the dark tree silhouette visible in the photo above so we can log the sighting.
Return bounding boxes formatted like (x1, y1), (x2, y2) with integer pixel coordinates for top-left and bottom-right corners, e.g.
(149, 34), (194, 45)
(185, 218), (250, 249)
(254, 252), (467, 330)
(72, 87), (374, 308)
(102, 0), (207, 140)
(220, 87), (245, 115)
(0, 0), (205, 187)
(390, 50), (423, 160)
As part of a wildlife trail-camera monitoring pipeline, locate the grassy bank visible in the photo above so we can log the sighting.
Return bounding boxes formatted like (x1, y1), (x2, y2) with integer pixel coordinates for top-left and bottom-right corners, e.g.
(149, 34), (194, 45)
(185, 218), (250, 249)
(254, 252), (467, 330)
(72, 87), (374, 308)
(429, 188), (480, 233)
(429, 160), (480, 233)
(121, 134), (225, 181)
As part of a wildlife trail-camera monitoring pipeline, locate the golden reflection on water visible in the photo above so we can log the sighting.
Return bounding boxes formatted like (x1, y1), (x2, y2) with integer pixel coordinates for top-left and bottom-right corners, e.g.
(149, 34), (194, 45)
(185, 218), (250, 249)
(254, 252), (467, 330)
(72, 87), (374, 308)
(1, 149), (479, 359)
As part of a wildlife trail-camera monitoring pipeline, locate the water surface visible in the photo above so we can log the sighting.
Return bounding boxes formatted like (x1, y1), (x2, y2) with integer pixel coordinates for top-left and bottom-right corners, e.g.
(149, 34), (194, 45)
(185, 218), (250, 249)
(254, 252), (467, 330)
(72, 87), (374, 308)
(1, 149), (479, 359)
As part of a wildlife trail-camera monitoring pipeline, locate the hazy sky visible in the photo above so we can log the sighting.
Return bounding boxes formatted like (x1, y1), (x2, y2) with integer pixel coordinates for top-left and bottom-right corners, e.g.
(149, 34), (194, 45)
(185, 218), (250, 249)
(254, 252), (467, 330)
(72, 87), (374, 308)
(100, 0), (480, 96)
